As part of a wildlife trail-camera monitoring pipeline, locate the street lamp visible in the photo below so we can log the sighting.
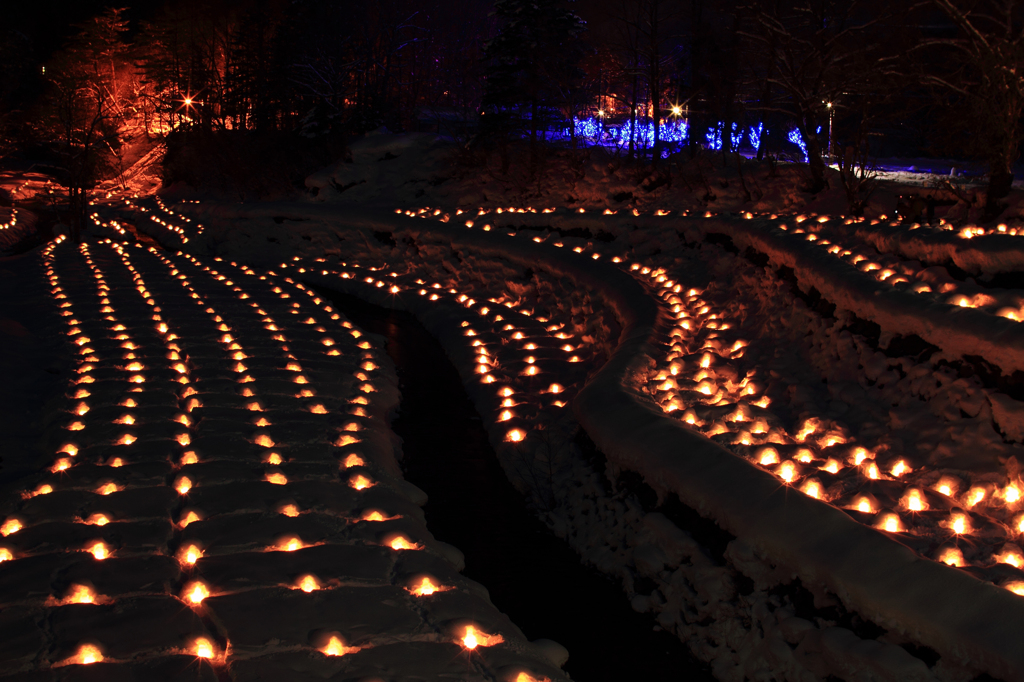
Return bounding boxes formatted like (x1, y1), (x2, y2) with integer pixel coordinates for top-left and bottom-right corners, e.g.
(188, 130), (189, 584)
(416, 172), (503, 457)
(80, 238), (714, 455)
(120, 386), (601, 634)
(825, 101), (834, 160)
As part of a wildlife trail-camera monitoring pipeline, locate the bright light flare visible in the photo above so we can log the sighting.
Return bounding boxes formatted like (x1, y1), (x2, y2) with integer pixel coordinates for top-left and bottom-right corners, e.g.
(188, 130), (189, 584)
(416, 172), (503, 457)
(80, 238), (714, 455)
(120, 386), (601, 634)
(321, 635), (359, 657)
(388, 535), (421, 551)
(193, 637), (214, 659)
(460, 624), (504, 650)
(179, 544), (203, 565)
(184, 581), (209, 604)
(72, 644), (104, 665)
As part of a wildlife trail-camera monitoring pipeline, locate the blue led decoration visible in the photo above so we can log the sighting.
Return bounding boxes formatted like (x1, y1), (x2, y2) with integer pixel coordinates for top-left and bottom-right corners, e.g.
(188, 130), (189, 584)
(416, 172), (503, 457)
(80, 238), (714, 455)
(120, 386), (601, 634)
(748, 122), (764, 151)
(705, 123), (723, 150)
(788, 128), (808, 162)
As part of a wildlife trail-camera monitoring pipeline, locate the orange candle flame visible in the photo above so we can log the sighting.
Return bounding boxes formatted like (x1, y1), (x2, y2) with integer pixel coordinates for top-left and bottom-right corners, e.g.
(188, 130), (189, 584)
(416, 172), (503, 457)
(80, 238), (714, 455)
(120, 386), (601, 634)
(514, 673), (551, 682)
(408, 576), (450, 596)
(97, 482), (120, 495)
(64, 584), (96, 604)
(939, 546), (965, 566)
(901, 488), (928, 512)
(460, 624), (504, 650)
(321, 635), (359, 656)
(184, 581), (209, 604)
(75, 643), (103, 665)
(194, 637), (214, 658)
(349, 474), (374, 490)
(265, 471), (288, 485)
(180, 544), (203, 565)
(389, 536), (421, 551)
(278, 536), (303, 551)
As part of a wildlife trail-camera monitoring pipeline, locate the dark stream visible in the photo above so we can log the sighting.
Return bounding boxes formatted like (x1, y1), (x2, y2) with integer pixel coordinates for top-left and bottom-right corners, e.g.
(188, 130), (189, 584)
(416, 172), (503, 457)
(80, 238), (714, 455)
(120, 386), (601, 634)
(319, 288), (715, 681)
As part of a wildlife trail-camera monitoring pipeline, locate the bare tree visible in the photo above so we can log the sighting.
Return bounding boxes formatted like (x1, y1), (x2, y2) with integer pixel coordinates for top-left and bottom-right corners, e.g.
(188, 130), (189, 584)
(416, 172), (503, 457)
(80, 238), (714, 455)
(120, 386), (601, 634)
(739, 0), (910, 192)
(918, 0), (1024, 215)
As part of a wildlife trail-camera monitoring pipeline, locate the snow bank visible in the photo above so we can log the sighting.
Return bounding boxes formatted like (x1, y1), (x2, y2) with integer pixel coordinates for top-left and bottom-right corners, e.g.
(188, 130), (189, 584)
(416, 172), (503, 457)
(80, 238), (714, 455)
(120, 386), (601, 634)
(854, 222), (1024, 276)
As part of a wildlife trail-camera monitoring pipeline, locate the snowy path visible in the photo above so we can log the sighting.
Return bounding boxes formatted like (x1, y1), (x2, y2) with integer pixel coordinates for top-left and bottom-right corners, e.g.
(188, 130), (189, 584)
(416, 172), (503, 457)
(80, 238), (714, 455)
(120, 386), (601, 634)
(121, 198), (1024, 681)
(0, 237), (569, 682)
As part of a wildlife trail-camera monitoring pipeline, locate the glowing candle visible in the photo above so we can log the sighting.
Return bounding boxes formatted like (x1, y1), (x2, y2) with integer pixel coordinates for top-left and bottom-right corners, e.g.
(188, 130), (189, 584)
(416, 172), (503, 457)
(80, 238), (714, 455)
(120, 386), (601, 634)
(321, 635), (358, 656)
(180, 544), (203, 565)
(349, 474), (373, 490)
(460, 624), (504, 649)
(74, 644), (103, 665)
(408, 576), (445, 596)
(939, 546), (964, 566)
(194, 638), (214, 658)
(389, 536), (420, 550)
(901, 488), (927, 512)
(184, 581), (209, 604)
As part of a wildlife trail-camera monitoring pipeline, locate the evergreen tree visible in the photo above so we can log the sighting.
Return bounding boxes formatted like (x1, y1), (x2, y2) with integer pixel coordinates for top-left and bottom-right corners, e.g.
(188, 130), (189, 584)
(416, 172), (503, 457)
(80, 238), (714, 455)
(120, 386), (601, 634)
(481, 0), (587, 174)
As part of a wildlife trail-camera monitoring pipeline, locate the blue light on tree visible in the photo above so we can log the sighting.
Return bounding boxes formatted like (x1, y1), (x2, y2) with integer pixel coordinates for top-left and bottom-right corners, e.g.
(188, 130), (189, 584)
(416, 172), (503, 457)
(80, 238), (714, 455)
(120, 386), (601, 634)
(730, 122), (743, 151)
(749, 122), (764, 151)
(706, 123), (723, 150)
(788, 128), (808, 162)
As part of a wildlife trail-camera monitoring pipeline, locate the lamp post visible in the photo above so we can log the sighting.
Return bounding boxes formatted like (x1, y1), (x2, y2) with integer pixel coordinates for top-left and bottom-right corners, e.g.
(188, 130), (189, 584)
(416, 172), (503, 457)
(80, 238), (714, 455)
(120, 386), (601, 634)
(826, 101), (834, 161)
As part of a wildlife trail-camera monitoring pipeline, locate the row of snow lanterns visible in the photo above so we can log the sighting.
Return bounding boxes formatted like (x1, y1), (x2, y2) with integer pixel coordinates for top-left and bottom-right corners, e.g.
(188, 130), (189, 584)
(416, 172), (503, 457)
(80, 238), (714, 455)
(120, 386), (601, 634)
(414, 205), (1024, 313)
(43, 243), (458, 667)
(414, 207), (1024, 582)
(302, 257), (580, 445)
(781, 216), (1024, 319)
(0, 207), (18, 230)
(625, 255), (1024, 587)
(7, 245), (267, 664)
(150, 195), (203, 237)
(405, 204), (1024, 565)
(163, 255), (524, 665)
(89, 211), (129, 238)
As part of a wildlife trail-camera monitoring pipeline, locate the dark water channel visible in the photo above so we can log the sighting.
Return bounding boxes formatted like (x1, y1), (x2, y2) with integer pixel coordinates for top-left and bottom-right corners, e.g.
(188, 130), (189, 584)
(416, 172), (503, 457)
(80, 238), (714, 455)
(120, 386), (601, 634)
(318, 288), (715, 681)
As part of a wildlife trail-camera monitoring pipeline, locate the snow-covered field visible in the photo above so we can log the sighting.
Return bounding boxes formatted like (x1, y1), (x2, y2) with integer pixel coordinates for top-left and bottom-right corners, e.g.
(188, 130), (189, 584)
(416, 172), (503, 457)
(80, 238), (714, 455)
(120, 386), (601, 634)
(9, 130), (1024, 681)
